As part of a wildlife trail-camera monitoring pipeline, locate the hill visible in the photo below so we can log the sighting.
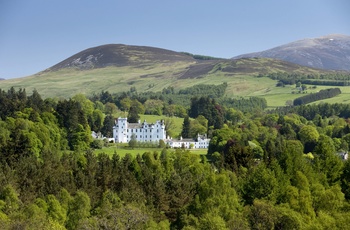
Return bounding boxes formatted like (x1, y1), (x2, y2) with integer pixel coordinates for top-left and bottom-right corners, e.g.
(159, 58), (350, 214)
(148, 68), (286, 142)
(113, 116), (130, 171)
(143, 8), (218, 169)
(1, 43), (349, 107)
(45, 44), (196, 71)
(233, 34), (350, 71)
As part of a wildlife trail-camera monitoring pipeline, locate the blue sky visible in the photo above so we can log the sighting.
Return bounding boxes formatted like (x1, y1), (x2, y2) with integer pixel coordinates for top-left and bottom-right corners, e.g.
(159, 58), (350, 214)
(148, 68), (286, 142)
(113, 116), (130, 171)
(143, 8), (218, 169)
(1, 0), (349, 79)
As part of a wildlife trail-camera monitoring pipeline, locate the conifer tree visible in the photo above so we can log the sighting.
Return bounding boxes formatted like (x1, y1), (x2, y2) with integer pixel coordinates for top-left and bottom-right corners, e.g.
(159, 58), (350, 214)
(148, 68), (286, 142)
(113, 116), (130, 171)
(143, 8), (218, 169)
(181, 116), (191, 138)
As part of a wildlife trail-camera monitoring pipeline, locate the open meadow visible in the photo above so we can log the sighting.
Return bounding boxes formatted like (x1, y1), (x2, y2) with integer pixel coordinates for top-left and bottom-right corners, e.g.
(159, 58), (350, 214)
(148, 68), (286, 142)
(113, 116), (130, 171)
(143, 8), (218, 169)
(93, 145), (208, 158)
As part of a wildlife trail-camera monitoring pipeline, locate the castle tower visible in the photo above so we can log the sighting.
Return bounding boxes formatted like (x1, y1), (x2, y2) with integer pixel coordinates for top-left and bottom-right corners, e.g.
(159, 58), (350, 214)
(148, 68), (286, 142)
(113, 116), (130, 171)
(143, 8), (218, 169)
(113, 117), (128, 143)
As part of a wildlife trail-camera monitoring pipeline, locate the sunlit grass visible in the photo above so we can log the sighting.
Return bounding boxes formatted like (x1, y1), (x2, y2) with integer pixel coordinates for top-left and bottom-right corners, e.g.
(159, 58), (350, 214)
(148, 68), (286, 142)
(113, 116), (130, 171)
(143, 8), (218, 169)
(93, 145), (208, 158)
(2, 59), (350, 108)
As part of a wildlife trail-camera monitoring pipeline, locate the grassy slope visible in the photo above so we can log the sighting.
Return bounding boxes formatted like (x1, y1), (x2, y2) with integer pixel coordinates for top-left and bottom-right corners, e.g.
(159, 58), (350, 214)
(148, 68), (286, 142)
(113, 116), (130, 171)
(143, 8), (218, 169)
(1, 57), (349, 108)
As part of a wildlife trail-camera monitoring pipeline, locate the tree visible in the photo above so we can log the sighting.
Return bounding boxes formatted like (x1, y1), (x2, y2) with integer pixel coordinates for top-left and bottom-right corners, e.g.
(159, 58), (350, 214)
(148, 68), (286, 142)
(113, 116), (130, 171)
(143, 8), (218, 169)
(298, 125), (319, 152)
(242, 163), (278, 204)
(72, 94), (94, 118)
(223, 139), (254, 172)
(189, 97), (224, 129)
(101, 115), (115, 138)
(127, 106), (140, 123)
(189, 116), (208, 138)
(159, 139), (166, 148)
(90, 109), (104, 132)
(131, 99), (145, 114)
(66, 191), (91, 229)
(181, 116), (191, 138)
(104, 102), (118, 115)
(164, 118), (176, 138)
(0, 185), (21, 215)
(225, 108), (243, 125)
(247, 200), (277, 230)
(46, 194), (66, 225)
(120, 97), (132, 112)
(55, 99), (91, 151)
(129, 134), (137, 149)
(144, 99), (164, 115)
(164, 104), (176, 117)
(314, 135), (343, 184)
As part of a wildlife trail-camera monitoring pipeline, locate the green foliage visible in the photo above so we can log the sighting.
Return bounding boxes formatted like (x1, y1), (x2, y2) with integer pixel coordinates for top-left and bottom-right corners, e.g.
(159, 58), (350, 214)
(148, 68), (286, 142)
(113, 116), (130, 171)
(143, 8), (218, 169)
(0, 185), (21, 215)
(129, 133), (137, 149)
(46, 194), (66, 225)
(242, 164), (278, 205)
(101, 115), (115, 138)
(220, 97), (267, 113)
(189, 96), (224, 129)
(90, 139), (104, 149)
(179, 83), (228, 98)
(66, 191), (91, 229)
(181, 116), (191, 138)
(222, 139), (254, 172)
(127, 105), (140, 123)
(144, 99), (164, 115)
(314, 135), (343, 184)
(189, 115), (208, 138)
(1, 88), (350, 229)
(293, 88), (341, 105)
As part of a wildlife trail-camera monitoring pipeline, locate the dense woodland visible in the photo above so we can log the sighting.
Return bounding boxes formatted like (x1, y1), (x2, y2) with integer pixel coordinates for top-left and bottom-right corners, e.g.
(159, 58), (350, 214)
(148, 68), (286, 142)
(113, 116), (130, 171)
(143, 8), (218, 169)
(2, 87), (350, 229)
(293, 88), (342, 106)
(262, 72), (350, 87)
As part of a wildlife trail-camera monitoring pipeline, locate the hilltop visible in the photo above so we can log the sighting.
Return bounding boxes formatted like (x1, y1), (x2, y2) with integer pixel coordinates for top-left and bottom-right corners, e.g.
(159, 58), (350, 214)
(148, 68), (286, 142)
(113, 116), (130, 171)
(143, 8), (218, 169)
(45, 44), (196, 71)
(233, 34), (350, 71)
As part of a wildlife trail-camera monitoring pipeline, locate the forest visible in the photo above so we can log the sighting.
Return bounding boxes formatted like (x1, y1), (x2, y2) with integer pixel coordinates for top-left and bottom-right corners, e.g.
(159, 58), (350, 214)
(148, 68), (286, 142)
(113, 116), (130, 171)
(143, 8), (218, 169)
(2, 87), (350, 229)
(263, 72), (350, 87)
(293, 88), (341, 106)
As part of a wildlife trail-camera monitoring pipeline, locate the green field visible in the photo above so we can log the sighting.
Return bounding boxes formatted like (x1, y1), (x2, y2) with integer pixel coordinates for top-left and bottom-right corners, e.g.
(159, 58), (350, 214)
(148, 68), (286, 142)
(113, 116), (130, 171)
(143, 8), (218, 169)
(93, 145), (208, 158)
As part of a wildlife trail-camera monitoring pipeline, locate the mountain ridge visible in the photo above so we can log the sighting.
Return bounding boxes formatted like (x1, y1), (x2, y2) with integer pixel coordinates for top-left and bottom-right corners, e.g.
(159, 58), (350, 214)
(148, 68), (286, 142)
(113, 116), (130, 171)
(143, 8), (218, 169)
(233, 34), (350, 71)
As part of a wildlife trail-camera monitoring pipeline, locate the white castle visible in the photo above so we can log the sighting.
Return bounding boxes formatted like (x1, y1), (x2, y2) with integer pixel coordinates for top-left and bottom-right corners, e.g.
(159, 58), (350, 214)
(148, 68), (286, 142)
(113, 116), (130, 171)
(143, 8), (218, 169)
(113, 117), (166, 143)
(112, 117), (210, 149)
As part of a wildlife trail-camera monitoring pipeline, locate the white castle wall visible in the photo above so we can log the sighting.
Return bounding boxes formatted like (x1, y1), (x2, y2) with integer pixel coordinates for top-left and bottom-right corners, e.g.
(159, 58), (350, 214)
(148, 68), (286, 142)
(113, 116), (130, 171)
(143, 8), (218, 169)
(113, 117), (210, 149)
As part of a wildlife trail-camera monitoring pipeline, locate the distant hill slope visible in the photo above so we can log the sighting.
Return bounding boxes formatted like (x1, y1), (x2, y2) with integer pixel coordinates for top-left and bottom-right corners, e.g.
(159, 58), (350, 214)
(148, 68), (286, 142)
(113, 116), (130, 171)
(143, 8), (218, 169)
(233, 34), (350, 71)
(46, 44), (196, 71)
(1, 43), (349, 108)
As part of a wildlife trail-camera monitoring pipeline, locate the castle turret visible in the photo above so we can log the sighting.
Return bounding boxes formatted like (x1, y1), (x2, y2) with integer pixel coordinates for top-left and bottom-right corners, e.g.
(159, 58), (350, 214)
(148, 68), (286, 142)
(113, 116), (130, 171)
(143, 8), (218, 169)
(113, 117), (128, 143)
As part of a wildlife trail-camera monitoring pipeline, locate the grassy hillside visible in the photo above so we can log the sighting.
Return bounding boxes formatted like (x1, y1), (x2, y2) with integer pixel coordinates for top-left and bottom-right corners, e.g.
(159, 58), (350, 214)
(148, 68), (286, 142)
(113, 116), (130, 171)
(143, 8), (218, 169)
(1, 52), (349, 108)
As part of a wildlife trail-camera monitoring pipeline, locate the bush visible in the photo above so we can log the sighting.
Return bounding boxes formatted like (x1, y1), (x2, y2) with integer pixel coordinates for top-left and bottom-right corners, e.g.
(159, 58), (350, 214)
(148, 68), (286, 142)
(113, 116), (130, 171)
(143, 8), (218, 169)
(90, 139), (104, 149)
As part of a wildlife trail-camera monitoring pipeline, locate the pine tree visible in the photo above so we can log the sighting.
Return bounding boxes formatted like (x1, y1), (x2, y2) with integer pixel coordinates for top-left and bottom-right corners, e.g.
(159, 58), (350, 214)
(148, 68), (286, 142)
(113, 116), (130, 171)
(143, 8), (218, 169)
(181, 116), (191, 138)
